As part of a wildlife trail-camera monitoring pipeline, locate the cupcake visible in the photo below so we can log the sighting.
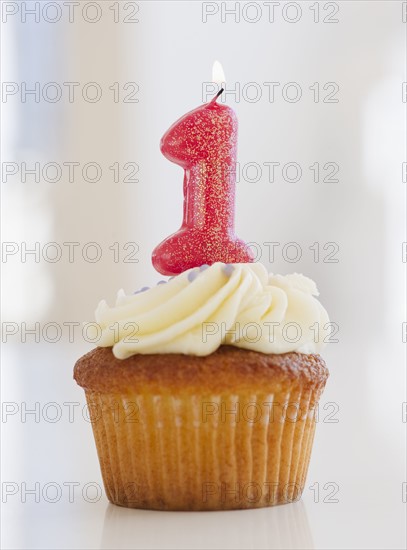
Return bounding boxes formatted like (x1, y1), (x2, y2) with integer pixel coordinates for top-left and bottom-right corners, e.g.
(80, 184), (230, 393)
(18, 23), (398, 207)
(75, 77), (330, 510)
(74, 262), (329, 510)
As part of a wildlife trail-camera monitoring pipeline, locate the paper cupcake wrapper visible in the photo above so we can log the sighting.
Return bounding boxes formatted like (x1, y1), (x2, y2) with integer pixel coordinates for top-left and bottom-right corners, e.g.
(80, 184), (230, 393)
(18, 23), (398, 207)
(85, 386), (322, 510)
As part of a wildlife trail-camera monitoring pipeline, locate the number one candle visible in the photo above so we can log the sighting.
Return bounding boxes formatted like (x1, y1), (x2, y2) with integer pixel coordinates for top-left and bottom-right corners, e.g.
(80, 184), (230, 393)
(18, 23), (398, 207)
(152, 61), (254, 276)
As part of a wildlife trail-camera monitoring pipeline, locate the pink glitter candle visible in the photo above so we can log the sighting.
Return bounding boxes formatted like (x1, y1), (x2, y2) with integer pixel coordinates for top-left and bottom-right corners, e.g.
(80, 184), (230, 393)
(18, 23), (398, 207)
(152, 88), (254, 276)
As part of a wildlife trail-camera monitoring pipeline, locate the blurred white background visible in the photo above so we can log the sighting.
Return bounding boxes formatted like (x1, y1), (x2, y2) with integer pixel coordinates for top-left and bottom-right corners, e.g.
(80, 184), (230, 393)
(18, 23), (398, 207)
(1, 1), (406, 549)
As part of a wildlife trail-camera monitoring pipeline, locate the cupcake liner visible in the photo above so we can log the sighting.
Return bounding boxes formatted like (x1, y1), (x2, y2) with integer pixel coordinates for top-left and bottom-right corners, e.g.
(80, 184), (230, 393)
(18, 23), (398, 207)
(85, 383), (323, 511)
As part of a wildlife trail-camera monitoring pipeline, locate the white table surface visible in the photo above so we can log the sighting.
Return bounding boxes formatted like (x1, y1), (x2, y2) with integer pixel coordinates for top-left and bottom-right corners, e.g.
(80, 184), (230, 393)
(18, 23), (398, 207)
(1, 341), (405, 550)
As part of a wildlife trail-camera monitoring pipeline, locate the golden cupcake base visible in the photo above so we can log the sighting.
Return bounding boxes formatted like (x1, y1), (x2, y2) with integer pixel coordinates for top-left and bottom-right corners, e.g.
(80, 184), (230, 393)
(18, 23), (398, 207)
(75, 346), (328, 511)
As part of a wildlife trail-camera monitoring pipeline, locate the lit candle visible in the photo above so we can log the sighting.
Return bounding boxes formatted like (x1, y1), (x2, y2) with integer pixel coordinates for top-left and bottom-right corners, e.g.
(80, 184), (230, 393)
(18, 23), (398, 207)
(152, 62), (254, 276)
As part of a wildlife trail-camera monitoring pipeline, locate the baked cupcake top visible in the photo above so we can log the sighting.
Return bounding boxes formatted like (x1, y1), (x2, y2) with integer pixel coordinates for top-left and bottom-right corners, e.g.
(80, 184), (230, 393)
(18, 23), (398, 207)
(94, 262), (330, 359)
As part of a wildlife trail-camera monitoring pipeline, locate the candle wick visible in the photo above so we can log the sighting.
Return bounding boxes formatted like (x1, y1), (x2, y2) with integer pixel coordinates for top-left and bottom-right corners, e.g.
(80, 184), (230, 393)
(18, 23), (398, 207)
(215, 88), (224, 100)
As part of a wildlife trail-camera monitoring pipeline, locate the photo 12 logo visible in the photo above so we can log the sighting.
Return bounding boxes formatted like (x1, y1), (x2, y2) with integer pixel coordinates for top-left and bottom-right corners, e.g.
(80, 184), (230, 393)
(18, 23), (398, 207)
(1, 82), (139, 104)
(1, 2), (140, 24)
(1, 241), (140, 264)
(2, 161), (140, 184)
(201, 2), (340, 24)
(201, 400), (340, 424)
(1, 400), (140, 425)
(201, 320), (339, 345)
(202, 81), (340, 104)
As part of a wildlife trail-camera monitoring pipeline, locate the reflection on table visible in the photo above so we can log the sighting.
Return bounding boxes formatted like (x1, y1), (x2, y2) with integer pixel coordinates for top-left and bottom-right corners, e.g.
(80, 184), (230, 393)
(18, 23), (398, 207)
(100, 500), (314, 550)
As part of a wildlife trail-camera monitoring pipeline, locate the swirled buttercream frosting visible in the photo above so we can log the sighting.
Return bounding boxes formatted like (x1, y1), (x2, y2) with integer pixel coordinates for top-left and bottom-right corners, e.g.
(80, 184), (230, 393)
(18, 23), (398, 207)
(95, 262), (330, 359)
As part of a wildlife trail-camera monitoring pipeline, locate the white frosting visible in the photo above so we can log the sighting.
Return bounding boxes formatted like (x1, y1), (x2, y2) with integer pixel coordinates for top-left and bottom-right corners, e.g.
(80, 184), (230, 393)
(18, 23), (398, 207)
(95, 262), (330, 359)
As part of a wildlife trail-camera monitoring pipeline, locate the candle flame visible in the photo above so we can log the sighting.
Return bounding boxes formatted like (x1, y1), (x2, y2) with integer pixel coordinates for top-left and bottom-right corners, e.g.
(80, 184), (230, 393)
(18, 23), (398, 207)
(212, 60), (226, 86)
